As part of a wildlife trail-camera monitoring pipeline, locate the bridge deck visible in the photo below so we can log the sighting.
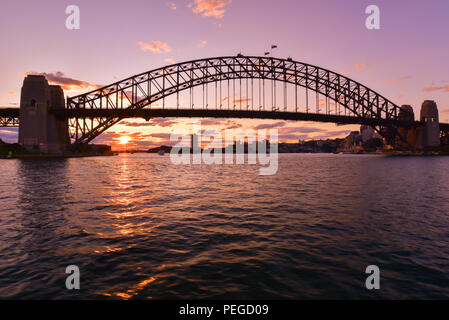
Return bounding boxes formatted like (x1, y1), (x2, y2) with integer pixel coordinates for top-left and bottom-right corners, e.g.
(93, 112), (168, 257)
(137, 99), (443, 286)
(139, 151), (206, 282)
(2, 107), (449, 131)
(55, 108), (422, 127)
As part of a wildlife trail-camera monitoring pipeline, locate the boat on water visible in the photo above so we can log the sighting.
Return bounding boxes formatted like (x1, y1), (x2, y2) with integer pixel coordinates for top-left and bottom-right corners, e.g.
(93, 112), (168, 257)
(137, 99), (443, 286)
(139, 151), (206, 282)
(158, 150), (165, 156)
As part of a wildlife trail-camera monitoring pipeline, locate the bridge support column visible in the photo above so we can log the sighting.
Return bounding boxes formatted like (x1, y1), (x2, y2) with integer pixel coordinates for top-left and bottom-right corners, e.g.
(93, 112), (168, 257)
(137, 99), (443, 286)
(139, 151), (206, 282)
(18, 75), (69, 153)
(396, 105), (420, 150)
(420, 100), (440, 148)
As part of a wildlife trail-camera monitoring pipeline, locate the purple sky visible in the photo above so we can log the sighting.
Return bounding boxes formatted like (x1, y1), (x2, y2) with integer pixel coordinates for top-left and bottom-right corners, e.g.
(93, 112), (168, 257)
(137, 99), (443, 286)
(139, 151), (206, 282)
(1, 0), (448, 148)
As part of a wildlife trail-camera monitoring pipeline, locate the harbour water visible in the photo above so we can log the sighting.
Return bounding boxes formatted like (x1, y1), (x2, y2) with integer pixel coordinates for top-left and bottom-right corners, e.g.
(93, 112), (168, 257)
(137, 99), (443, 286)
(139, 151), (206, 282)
(0, 153), (448, 299)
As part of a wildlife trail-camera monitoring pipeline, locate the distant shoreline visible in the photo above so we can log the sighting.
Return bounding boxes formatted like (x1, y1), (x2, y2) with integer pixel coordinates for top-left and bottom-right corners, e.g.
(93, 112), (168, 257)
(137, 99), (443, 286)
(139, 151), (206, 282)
(0, 153), (115, 159)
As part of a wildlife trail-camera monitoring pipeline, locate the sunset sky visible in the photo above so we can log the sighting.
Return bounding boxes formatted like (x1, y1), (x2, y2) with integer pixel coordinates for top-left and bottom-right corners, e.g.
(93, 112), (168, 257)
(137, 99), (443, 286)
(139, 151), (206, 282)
(1, 0), (448, 149)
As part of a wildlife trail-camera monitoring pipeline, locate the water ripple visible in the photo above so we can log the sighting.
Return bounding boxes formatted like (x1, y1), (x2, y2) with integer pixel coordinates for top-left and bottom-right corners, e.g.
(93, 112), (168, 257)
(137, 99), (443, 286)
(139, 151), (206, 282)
(0, 154), (449, 299)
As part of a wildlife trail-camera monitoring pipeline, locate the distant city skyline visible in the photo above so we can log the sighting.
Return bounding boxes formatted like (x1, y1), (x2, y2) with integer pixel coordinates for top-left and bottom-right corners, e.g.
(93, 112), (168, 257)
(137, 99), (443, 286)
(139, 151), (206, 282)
(1, 0), (448, 149)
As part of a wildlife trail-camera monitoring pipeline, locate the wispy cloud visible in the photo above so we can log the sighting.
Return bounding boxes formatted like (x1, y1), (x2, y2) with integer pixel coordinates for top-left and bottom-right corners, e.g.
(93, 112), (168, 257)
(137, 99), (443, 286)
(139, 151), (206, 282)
(119, 118), (178, 128)
(198, 40), (207, 48)
(313, 129), (353, 139)
(92, 131), (174, 150)
(145, 132), (172, 140)
(354, 61), (372, 71)
(190, 0), (232, 19)
(164, 58), (176, 64)
(279, 126), (327, 134)
(26, 72), (100, 91)
(137, 40), (172, 53)
(167, 2), (176, 10)
(183, 119), (242, 131)
(233, 98), (251, 104)
(219, 96), (251, 104)
(385, 75), (412, 85)
(339, 61), (372, 76)
(422, 85), (449, 93)
(254, 121), (286, 130)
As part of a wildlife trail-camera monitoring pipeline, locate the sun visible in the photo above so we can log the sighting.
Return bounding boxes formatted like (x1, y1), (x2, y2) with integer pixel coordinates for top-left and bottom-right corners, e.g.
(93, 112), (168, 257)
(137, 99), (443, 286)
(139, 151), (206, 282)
(118, 136), (131, 144)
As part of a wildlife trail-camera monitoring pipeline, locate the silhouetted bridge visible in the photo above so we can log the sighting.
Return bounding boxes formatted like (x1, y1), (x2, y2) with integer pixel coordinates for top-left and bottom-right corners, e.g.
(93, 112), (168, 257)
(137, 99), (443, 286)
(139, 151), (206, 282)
(1, 56), (448, 150)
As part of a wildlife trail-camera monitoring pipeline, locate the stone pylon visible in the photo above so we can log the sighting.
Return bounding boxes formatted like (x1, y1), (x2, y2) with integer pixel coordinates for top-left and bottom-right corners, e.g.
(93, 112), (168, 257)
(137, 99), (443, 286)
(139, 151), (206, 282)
(420, 100), (440, 148)
(18, 75), (69, 153)
(397, 105), (420, 150)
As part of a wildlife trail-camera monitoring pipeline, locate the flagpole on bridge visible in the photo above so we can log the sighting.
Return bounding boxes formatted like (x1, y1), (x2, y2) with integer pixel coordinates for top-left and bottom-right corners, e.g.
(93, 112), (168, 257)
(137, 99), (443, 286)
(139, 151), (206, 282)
(270, 45), (278, 111)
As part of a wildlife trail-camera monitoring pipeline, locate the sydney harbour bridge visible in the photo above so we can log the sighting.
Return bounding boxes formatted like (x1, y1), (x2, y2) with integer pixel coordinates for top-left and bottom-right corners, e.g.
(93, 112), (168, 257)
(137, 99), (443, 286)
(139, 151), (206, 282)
(1, 56), (448, 152)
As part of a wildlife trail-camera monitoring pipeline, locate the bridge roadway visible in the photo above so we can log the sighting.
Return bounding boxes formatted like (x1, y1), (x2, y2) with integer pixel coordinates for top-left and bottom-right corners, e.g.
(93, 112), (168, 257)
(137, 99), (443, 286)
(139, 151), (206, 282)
(2, 107), (449, 131)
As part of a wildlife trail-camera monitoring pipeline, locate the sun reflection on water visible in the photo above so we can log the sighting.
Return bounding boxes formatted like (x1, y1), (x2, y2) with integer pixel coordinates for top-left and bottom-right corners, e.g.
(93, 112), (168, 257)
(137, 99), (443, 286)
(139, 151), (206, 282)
(99, 265), (166, 300)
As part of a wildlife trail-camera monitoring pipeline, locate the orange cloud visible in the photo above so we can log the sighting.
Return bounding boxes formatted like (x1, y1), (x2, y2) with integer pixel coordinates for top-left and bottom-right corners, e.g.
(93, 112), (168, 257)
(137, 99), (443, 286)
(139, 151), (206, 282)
(422, 85), (449, 92)
(164, 58), (176, 64)
(93, 131), (172, 150)
(219, 96), (252, 105)
(254, 122), (286, 130)
(233, 98), (252, 104)
(190, 0), (232, 19)
(354, 61), (372, 71)
(137, 40), (172, 53)
(385, 75), (412, 85)
(168, 2), (176, 10)
(119, 118), (178, 127)
(25, 72), (101, 91)
(198, 40), (207, 48)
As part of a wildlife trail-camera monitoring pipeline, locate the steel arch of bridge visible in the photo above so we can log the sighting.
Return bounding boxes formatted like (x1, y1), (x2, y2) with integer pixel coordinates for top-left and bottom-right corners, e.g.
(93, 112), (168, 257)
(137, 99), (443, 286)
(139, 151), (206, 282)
(67, 56), (408, 145)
